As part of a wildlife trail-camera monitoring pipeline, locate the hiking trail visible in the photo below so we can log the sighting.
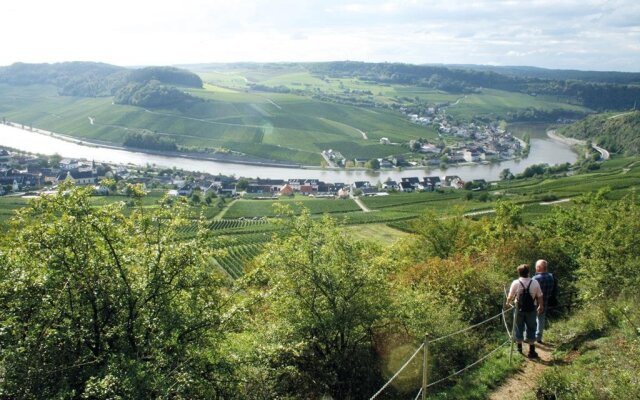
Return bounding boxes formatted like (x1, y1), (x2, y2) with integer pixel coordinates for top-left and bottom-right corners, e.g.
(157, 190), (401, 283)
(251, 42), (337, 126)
(490, 343), (568, 400)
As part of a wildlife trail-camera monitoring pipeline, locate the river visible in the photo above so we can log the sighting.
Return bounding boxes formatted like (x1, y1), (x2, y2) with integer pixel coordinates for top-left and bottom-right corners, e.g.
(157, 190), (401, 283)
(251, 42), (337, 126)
(0, 123), (577, 183)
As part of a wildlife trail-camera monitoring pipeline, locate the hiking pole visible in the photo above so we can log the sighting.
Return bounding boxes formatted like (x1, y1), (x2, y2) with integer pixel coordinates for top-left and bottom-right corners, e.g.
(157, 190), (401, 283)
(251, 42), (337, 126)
(509, 306), (517, 365)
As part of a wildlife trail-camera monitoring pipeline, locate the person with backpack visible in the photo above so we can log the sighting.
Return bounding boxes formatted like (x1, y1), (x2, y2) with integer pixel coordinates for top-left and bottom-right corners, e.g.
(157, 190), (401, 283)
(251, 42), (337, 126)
(506, 264), (544, 359)
(533, 259), (557, 344)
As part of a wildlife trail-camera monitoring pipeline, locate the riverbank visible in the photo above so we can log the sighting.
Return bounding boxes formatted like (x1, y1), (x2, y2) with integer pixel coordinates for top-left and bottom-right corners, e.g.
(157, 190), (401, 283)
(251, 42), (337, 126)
(546, 130), (610, 160)
(3, 122), (305, 169)
(0, 122), (578, 182)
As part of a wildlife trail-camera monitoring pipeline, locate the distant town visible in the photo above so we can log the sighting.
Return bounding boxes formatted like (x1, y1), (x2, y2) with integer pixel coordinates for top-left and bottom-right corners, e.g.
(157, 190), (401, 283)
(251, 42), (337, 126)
(0, 148), (488, 200)
(322, 105), (526, 169)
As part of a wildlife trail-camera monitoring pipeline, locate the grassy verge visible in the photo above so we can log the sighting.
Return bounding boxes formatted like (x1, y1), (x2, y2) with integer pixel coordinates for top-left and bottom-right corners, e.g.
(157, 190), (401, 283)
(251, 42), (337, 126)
(430, 346), (523, 400)
(528, 298), (640, 399)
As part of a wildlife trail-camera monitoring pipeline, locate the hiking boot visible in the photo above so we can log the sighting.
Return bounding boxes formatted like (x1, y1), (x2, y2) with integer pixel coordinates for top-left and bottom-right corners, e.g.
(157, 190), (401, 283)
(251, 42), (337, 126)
(517, 344), (523, 354)
(528, 350), (539, 359)
(536, 340), (545, 345)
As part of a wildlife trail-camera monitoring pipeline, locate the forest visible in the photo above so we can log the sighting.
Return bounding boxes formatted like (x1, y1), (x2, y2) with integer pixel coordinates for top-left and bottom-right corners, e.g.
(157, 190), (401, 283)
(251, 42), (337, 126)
(308, 61), (640, 110)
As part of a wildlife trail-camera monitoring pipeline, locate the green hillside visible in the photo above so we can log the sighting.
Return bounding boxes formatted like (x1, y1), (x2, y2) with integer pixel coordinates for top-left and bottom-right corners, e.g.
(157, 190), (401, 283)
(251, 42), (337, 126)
(3, 61), (639, 166)
(559, 110), (640, 155)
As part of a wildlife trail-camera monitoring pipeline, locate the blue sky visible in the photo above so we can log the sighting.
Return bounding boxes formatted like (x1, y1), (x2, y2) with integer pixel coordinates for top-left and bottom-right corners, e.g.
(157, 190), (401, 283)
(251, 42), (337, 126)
(2, 0), (639, 71)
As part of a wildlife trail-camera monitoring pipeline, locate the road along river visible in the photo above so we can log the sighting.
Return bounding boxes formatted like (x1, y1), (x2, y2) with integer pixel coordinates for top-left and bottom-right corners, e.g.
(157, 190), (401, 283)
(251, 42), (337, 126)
(0, 123), (577, 183)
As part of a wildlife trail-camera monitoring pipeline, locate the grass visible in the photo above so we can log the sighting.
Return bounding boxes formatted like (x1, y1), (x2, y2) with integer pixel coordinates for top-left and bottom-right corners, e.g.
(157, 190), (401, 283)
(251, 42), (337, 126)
(0, 64), (595, 166)
(344, 223), (408, 245)
(223, 196), (361, 218)
(430, 346), (523, 400)
(530, 299), (640, 399)
(0, 81), (435, 165)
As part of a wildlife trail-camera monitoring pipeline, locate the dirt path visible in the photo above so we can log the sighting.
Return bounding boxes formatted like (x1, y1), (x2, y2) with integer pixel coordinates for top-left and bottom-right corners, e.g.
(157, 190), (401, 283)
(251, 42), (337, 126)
(353, 196), (372, 212)
(489, 343), (554, 400)
(214, 199), (237, 220)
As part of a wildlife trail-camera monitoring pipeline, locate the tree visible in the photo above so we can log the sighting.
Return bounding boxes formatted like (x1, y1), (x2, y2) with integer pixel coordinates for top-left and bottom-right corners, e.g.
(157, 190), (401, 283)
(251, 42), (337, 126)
(411, 210), (472, 259)
(49, 153), (63, 167)
(0, 184), (235, 398)
(247, 208), (390, 398)
(365, 158), (380, 170)
(500, 168), (514, 180)
(236, 178), (249, 191)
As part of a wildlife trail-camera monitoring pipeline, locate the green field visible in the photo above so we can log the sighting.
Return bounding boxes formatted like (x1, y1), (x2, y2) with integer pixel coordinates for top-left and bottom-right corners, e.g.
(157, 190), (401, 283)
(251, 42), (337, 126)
(2, 155), (639, 278)
(223, 196), (361, 219)
(0, 64), (597, 166)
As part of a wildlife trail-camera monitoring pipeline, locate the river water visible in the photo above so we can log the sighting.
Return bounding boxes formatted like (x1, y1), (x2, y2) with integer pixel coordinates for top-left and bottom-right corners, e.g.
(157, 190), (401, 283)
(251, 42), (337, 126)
(0, 123), (577, 183)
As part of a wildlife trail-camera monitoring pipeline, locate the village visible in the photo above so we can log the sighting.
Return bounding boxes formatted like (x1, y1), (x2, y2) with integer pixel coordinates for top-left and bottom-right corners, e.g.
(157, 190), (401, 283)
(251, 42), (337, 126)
(322, 105), (525, 169)
(0, 148), (488, 200)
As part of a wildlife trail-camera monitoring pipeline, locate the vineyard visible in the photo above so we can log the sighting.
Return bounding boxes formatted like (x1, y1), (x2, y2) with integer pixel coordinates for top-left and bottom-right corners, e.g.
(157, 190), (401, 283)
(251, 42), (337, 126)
(213, 243), (265, 279)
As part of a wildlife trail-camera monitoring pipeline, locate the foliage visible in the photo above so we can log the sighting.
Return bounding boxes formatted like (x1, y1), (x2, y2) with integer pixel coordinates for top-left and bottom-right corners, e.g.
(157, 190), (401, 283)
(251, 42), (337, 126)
(533, 297), (640, 400)
(409, 210), (475, 259)
(559, 110), (640, 155)
(128, 66), (203, 88)
(0, 61), (127, 97)
(0, 185), (236, 398)
(536, 193), (640, 301)
(113, 80), (203, 109)
(243, 208), (390, 398)
(122, 131), (177, 151)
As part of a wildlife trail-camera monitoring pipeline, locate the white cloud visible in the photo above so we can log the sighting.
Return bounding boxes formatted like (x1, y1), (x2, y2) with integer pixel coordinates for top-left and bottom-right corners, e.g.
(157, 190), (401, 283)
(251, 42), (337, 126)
(0, 0), (638, 71)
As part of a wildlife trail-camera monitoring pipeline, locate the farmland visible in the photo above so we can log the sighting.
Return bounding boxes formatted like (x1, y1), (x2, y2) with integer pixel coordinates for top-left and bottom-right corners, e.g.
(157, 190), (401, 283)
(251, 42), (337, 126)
(0, 61), (597, 168)
(1, 155), (639, 278)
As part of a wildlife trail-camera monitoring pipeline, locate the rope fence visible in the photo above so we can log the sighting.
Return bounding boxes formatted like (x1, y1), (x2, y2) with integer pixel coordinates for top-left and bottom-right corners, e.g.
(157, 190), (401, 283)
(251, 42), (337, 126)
(370, 306), (514, 400)
(368, 343), (425, 400)
(371, 284), (579, 399)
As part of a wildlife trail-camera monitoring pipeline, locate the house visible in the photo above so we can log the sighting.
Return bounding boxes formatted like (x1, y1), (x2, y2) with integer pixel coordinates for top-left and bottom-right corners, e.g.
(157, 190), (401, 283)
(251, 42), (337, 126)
(246, 184), (273, 194)
(56, 169), (98, 186)
(288, 179), (304, 191)
(419, 144), (440, 154)
(218, 182), (237, 197)
(442, 175), (465, 189)
(397, 181), (414, 192)
(382, 180), (397, 190)
(424, 176), (442, 189)
(380, 137), (391, 145)
(401, 177), (420, 188)
(0, 150), (10, 163)
(337, 188), (350, 199)
(463, 149), (485, 162)
(392, 155), (406, 167)
(303, 179), (319, 190)
(300, 185), (315, 195)
(178, 184), (193, 196)
(93, 185), (110, 195)
(1, 168), (42, 187)
(352, 181), (371, 191)
(379, 159), (394, 169)
(354, 158), (368, 167)
(59, 158), (80, 171)
(279, 184), (294, 197)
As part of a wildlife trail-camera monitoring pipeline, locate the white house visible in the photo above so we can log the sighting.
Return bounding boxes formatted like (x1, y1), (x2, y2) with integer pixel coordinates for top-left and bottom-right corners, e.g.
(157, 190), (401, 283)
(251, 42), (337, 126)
(59, 158), (80, 171)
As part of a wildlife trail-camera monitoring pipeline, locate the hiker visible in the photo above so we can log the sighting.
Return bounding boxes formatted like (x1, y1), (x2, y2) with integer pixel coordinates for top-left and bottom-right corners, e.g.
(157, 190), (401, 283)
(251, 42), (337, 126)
(506, 264), (544, 359)
(533, 259), (556, 344)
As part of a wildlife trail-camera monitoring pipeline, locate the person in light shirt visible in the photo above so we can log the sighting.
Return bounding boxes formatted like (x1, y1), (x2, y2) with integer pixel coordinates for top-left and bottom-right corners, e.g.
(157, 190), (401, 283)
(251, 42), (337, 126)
(506, 264), (544, 359)
(533, 259), (556, 344)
